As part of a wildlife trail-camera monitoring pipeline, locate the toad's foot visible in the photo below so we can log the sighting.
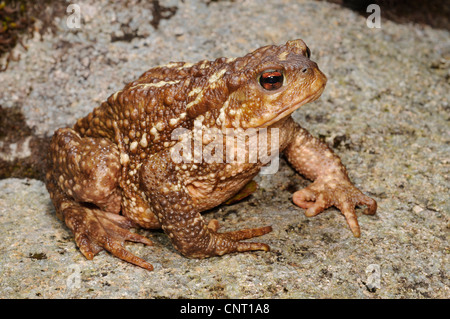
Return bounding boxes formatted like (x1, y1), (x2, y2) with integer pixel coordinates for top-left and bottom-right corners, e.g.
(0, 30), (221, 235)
(165, 217), (272, 259)
(292, 177), (377, 237)
(64, 205), (154, 271)
(177, 219), (272, 258)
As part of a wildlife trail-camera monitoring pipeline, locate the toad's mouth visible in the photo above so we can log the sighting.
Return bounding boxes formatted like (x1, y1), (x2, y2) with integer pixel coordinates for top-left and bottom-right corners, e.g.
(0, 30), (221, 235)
(256, 71), (327, 128)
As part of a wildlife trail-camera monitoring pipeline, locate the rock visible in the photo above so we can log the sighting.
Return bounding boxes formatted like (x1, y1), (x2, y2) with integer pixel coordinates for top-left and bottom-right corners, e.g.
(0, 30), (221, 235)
(0, 0), (448, 298)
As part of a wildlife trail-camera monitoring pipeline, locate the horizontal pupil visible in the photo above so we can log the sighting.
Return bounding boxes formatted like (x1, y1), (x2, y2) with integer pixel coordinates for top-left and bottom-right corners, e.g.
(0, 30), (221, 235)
(264, 75), (282, 83)
(259, 70), (283, 90)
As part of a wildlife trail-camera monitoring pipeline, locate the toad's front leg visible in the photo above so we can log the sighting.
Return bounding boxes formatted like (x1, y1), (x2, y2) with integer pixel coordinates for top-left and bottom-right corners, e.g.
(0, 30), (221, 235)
(139, 153), (272, 258)
(284, 122), (377, 237)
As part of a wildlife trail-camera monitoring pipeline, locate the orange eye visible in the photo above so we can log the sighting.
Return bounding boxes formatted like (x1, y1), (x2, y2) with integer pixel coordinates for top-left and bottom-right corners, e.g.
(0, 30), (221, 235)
(259, 70), (284, 91)
(306, 46), (311, 58)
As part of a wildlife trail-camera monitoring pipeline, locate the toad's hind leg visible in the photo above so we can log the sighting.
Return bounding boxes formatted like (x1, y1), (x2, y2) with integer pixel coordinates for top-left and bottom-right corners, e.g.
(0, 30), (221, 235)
(140, 153), (272, 259)
(45, 128), (153, 270)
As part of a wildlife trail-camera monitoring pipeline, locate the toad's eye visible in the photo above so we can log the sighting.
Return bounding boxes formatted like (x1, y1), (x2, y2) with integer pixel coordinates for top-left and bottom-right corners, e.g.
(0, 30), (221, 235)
(259, 70), (284, 91)
(306, 46), (311, 58)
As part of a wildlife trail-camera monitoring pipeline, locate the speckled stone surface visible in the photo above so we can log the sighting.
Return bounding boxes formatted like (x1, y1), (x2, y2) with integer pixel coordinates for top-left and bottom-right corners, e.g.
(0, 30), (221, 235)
(0, 0), (448, 298)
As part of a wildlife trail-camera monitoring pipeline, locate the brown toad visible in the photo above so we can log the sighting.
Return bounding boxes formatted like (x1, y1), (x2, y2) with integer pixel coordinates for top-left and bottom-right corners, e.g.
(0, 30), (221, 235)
(45, 39), (377, 271)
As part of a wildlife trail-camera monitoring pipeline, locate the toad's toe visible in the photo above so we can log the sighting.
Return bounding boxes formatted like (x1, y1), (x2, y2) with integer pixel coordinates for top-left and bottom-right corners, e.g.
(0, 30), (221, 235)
(64, 205), (154, 271)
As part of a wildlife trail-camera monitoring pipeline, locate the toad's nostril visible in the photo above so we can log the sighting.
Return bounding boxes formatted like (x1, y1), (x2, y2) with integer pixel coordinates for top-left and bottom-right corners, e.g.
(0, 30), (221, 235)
(301, 67), (308, 73)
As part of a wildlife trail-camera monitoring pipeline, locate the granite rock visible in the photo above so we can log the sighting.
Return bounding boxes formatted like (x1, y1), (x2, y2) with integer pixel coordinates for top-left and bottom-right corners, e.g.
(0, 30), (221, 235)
(0, 0), (448, 298)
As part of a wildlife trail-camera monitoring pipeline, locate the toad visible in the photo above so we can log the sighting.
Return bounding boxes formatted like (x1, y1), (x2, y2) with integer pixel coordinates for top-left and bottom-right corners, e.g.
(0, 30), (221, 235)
(45, 39), (377, 271)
